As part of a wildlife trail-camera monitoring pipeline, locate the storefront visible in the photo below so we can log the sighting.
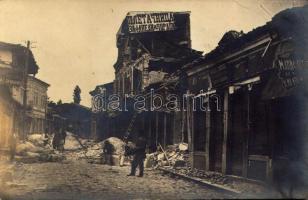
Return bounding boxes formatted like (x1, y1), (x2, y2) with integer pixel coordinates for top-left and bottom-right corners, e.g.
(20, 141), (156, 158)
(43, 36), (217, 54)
(185, 15), (308, 183)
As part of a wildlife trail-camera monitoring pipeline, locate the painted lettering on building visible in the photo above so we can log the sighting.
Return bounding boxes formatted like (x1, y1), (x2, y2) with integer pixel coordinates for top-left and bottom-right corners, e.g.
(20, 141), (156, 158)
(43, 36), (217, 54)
(275, 58), (306, 89)
(127, 12), (176, 33)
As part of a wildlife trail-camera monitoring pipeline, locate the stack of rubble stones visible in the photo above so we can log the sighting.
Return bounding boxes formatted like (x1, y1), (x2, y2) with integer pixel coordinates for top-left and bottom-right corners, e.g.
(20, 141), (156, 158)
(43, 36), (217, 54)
(144, 143), (189, 169)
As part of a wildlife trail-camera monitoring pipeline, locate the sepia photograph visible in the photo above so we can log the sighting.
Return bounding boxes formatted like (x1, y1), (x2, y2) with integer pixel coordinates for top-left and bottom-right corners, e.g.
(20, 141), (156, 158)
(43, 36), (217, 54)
(0, 0), (308, 199)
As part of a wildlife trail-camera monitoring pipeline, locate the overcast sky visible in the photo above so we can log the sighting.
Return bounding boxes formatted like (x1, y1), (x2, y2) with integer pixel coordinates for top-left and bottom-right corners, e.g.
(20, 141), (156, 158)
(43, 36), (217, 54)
(0, 0), (306, 107)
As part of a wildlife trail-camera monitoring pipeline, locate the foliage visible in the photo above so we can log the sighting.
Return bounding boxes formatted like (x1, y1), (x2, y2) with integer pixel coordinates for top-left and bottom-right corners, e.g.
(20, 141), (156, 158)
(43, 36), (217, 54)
(57, 99), (63, 105)
(73, 85), (81, 104)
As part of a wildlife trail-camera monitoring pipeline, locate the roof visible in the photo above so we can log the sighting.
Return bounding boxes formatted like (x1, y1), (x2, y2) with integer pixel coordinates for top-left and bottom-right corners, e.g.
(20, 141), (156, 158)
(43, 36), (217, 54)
(203, 24), (271, 62)
(28, 75), (50, 87)
(54, 103), (92, 120)
(89, 82), (113, 96)
(186, 5), (308, 70)
(0, 41), (39, 75)
(271, 5), (308, 39)
(126, 11), (190, 15)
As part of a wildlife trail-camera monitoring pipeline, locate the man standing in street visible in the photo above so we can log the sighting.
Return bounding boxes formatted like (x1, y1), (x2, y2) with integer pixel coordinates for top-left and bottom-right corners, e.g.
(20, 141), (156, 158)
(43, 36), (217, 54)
(9, 133), (17, 161)
(127, 134), (147, 177)
(102, 140), (113, 165)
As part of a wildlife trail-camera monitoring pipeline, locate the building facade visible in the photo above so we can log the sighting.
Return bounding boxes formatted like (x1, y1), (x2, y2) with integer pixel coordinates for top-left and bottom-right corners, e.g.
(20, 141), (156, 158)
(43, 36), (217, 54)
(111, 11), (202, 145)
(90, 82), (114, 140)
(183, 5), (308, 183)
(26, 76), (49, 134)
(0, 41), (39, 149)
(90, 6), (308, 185)
(50, 103), (92, 138)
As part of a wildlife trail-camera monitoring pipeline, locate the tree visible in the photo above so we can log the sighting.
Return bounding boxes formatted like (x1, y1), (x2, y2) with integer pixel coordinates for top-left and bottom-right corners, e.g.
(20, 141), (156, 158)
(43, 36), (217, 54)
(73, 85), (81, 104)
(56, 99), (63, 105)
(47, 98), (57, 108)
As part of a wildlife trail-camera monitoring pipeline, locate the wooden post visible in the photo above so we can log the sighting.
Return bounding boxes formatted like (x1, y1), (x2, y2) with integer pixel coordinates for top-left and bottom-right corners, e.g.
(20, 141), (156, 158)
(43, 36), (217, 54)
(131, 65), (134, 95)
(148, 113), (152, 147)
(242, 88), (250, 177)
(222, 90), (229, 174)
(155, 112), (159, 148)
(205, 96), (211, 171)
(187, 94), (192, 151)
(163, 112), (167, 148)
(173, 112), (176, 144)
(186, 92), (194, 167)
(22, 41), (30, 140)
(191, 105), (194, 151)
(181, 109), (186, 143)
(268, 101), (275, 183)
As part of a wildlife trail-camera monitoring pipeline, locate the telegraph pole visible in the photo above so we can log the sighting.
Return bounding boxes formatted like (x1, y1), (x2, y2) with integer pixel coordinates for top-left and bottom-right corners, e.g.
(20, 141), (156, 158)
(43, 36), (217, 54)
(22, 40), (30, 140)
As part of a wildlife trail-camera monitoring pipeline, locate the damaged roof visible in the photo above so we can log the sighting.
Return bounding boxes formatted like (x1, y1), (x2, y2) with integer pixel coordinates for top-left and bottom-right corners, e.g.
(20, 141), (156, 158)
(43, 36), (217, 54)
(0, 41), (39, 75)
(89, 82), (113, 96)
(188, 5), (308, 68)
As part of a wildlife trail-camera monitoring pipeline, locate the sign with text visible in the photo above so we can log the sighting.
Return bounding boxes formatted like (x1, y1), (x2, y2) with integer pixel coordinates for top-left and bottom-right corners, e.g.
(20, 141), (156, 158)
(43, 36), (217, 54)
(0, 68), (22, 86)
(274, 58), (307, 89)
(127, 12), (176, 33)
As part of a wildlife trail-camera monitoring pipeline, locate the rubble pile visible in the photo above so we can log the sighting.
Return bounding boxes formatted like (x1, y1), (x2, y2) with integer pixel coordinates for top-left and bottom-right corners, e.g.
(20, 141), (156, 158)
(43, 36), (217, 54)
(145, 143), (189, 168)
(15, 134), (64, 163)
(165, 166), (265, 193)
(28, 134), (49, 148)
(86, 137), (125, 158)
(77, 137), (135, 165)
(175, 167), (229, 184)
(64, 132), (83, 151)
(152, 143), (265, 193)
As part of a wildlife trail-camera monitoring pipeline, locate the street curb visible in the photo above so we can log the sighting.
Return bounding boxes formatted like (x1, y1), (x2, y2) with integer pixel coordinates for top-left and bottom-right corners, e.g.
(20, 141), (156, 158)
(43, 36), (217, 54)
(158, 167), (241, 196)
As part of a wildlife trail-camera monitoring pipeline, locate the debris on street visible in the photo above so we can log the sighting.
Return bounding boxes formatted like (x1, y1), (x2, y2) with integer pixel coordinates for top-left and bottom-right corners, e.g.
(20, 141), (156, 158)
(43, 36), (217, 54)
(161, 166), (267, 194)
(142, 142), (266, 195)
(64, 132), (83, 151)
(144, 143), (189, 169)
(15, 133), (65, 163)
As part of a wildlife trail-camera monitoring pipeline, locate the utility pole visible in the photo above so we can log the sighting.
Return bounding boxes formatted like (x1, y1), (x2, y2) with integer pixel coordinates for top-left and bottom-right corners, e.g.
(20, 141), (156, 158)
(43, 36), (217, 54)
(22, 40), (30, 140)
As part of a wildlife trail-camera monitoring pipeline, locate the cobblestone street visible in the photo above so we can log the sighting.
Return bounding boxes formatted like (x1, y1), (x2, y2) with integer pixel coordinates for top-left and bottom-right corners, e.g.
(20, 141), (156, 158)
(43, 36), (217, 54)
(0, 158), (234, 200)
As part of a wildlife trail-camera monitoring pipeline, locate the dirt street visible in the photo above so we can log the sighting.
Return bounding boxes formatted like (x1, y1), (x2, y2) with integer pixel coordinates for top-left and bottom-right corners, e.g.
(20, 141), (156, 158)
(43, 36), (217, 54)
(0, 157), (234, 200)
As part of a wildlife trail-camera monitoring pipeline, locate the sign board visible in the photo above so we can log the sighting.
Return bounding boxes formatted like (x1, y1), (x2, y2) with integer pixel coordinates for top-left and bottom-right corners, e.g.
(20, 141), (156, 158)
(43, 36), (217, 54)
(274, 58), (306, 89)
(127, 12), (176, 33)
(0, 68), (23, 86)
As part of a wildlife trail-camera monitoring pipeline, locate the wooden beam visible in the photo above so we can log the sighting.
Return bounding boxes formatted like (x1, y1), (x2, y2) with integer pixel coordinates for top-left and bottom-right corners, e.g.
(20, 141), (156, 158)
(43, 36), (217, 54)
(187, 36), (272, 76)
(155, 112), (159, 148)
(268, 101), (275, 183)
(173, 112), (177, 144)
(242, 88), (250, 178)
(191, 103), (194, 151)
(181, 110), (185, 143)
(186, 92), (194, 167)
(163, 113), (167, 148)
(148, 113), (152, 146)
(205, 98), (211, 171)
(222, 90), (229, 174)
(187, 93), (192, 151)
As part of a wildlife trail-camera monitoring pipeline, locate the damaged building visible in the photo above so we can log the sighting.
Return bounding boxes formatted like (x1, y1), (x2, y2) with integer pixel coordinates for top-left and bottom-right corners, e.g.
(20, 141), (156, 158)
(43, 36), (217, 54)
(12, 75), (49, 134)
(108, 11), (201, 147)
(0, 41), (49, 151)
(183, 5), (308, 183)
(90, 6), (308, 185)
(89, 82), (114, 140)
(47, 103), (92, 138)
